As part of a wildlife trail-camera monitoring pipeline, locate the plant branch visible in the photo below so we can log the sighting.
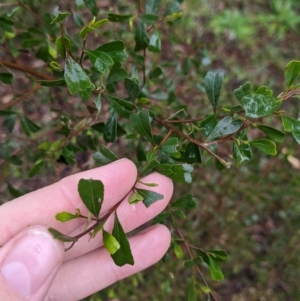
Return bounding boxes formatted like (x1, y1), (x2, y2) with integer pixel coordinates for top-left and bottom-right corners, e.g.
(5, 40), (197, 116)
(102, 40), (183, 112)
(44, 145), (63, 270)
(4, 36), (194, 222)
(17, 0), (44, 24)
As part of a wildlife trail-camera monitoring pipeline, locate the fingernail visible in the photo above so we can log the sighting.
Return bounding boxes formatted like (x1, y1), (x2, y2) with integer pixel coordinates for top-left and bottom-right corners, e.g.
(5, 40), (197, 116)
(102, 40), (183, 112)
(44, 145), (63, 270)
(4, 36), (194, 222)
(0, 229), (61, 297)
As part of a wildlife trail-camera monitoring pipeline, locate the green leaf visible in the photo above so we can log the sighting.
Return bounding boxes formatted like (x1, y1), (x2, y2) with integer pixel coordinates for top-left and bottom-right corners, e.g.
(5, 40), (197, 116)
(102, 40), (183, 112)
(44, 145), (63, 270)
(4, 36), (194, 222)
(107, 14), (132, 22)
(85, 0), (99, 16)
(128, 191), (144, 204)
(105, 94), (135, 118)
(256, 125), (285, 142)
(96, 40), (127, 63)
(206, 116), (243, 141)
(200, 114), (218, 136)
(103, 112), (117, 142)
(55, 211), (80, 222)
(106, 62), (128, 84)
(92, 145), (118, 166)
(250, 139), (277, 156)
(222, 104), (244, 113)
(188, 279), (195, 301)
(256, 86), (273, 96)
(134, 21), (149, 52)
(155, 164), (193, 183)
(85, 50), (114, 74)
(20, 116), (40, 136)
(207, 249), (228, 262)
(234, 82), (251, 103)
(6, 181), (23, 198)
(184, 257), (203, 269)
(80, 25), (94, 39)
(89, 220), (105, 239)
(29, 161), (44, 178)
(233, 133), (252, 167)
(240, 94), (282, 118)
(130, 110), (155, 144)
(93, 19), (109, 28)
(64, 56), (95, 99)
(149, 66), (163, 79)
(2, 112), (17, 132)
(51, 12), (71, 24)
(73, 12), (84, 27)
(138, 156), (159, 177)
(111, 212), (134, 266)
(185, 134), (201, 164)
(208, 255), (224, 281)
(146, 0), (161, 14)
(171, 193), (197, 209)
(140, 14), (158, 25)
(48, 228), (78, 242)
(94, 94), (102, 118)
(148, 29), (161, 52)
(204, 71), (224, 113)
(161, 137), (180, 157)
(281, 116), (300, 144)
(55, 36), (71, 58)
(164, 0), (181, 16)
(0, 73), (13, 84)
(135, 188), (164, 207)
(285, 60), (300, 87)
(38, 79), (66, 87)
(125, 77), (140, 100)
(78, 178), (104, 217)
(0, 16), (14, 32)
(174, 242), (183, 259)
(137, 140), (147, 161)
(103, 229), (120, 255)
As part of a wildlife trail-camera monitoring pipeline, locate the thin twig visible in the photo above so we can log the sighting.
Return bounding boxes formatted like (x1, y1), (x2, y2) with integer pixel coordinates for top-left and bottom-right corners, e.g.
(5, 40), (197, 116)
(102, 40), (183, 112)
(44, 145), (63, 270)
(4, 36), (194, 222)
(17, 0), (44, 24)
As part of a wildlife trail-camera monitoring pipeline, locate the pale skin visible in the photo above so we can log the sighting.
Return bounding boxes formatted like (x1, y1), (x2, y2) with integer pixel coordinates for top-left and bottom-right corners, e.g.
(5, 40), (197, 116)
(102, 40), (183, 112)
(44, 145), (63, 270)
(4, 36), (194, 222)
(0, 159), (174, 301)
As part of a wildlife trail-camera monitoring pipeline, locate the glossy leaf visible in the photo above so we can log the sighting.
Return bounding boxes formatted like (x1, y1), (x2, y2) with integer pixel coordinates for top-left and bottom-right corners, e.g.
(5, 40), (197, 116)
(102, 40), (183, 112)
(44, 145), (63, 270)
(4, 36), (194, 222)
(208, 256), (224, 281)
(207, 116), (243, 141)
(96, 40), (127, 63)
(0, 73), (13, 84)
(103, 112), (117, 142)
(38, 79), (66, 87)
(78, 178), (104, 217)
(148, 29), (161, 52)
(128, 191), (144, 204)
(135, 188), (164, 207)
(64, 56), (95, 100)
(185, 134), (201, 164)
(105, 94), (135, 118)
(146, 0), (161, 14)
(161, 137), (180, 157)
(174, 242), (183, 259)
(199, 114), (218, 136)
(103, 229), (120, 255)
(155, 164), (193, 183)
(89, 220), (105, 239)
(256, 86), (272, 96)
(140, 14), (158, 25)
(106, 62), (128, 84)
(250, 139), (277, 156)
(48, 228), (78, 242)
(92, 145), (118, 166)
(256, 125), (285, 142)
(130, 110), (155, 144)
(171, 193), (197, 209)
(107, 14), (132, 22)
(234, 82), (251, 103)
(29, 161), (44, 178)
(164, 0), (181, 16)
(240, 94), (282, 118)
(285, 60), (300, 87)
(125, 77), (140, 100)
(281, 116), (300, 144)
(85, 50), (113, 74)
(207, 249), (228, 262)
(111, 212), (134, 266)
(55, 211), (80, 222)
(51, 12), (71, 24)
(2, 113), (17, 132)
(85, 0), (98, 16)
(149, 67), (163, 80)
(204, 71), (224, 112)
(137, 140), (147, 161)
(134, 21), (149, 52)
(233, 134), (252, 167)
(55, 36), (71, 58)
(94, 94), (102, 118)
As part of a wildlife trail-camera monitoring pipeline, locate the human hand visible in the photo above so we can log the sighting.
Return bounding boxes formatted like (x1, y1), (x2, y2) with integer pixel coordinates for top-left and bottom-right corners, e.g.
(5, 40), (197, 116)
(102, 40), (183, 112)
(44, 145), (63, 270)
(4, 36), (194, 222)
(0, 159), (173, 301)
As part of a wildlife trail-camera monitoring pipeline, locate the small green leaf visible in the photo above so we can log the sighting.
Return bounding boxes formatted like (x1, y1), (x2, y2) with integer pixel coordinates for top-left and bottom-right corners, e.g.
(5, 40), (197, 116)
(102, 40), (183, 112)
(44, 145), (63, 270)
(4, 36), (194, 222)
(285, 60), (300, 87)
(135, 188), (164, 207)
(111, 212), (134, 266)
(185, 135), (201, 164)
(140, 14), (158, 25)
(146, 0), (161, 14)
(199, 114), (218, 136)
(85, 0), (99, 16)
(204, 71), (224, 113)
(188, 279), (195, 301)
(55, 211), (80, 222)
(281, 116), (300, 144)
(128, 191), (144, 204)
(184, 257), (203, 269)
(164, 0), (181, 16)
(208, 255), (224, 281)
(96, 40), (127, 63)
(64, 56), (95, 99)
(51, 12), (71, 24)
(2, 113), (17, 132)
(240, 94), (282, 118)
(233, 134), (252, 167)
(55, 36), (71, 58)
(137, 140), (147, 161)
(89, 220), (105, 239)
(106, 62), (128, 84)
(92, 145), (118, 166)
(103, 229), (120, 254)
(105, 94), (135, 118)
(0, 73), (13, 84)
(250, 139), (277, 156)
(130, 110), (155, 144)
(138, 156), (159, 177)
(256, 125), (285, 142)
(85, 50), (114, 74)
(6, 181), (23, 198)
(161, 137), (180, 157)
(94, 94), (102, 118)
(125, 77), (140, 100)
(103, 112), (117, 142)
(134, 21), (149, 52)
(78, 178), (104, 217)
(0, 16), (14, 32)
(197, 283), (211, 294)
(80, 25), (94, 39)
(29, 161), (44, 178)
(171, 193), (197, 209)
(73, 12), (84, 27)
(93, 19), (109, 28)
(155, 164), (193, 183)
(107, 14), (132, 22)
(207, 116), (243, 141)
(38, 79), (66, 87)
(234, 82), (252, 103)
(148, 29), (161, 52)
(48, 228), (78, 242)
(149, 66), (163, 79)
(174, 242), (183, 259)
(256, 86), (273, 96)
(207, 249), (228, 262)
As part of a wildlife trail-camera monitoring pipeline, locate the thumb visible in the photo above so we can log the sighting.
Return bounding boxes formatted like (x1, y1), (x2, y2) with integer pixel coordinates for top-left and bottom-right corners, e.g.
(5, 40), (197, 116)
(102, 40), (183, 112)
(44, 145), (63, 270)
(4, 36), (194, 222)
(0, 226), (64, 301)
